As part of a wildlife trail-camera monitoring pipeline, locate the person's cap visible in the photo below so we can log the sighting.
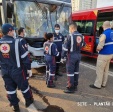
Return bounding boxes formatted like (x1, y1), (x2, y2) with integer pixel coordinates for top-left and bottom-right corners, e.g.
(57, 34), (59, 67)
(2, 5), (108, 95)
(2, 23), (15, 34)
(54, 24), (60, 28)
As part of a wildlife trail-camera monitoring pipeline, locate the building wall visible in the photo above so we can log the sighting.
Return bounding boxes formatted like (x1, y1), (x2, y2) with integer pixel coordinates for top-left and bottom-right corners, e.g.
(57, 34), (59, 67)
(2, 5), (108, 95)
(92, 0), (97, 9)
(71, 0), (80, 13)
(71, 0), (97, 12)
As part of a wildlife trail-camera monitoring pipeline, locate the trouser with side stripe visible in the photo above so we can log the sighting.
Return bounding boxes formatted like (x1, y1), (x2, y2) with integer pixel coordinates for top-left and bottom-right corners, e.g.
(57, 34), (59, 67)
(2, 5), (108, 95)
(45, 55), (56, 85)
(66, 53), (81, 87)
(55, 53), (61, 74)
(2, 68), (33, 106)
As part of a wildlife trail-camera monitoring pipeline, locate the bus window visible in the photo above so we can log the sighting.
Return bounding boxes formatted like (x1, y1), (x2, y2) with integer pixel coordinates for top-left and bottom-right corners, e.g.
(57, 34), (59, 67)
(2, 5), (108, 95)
(74, 21), (94, 36)
(13, 1), (71, 38)
(96, 22), (103, 37)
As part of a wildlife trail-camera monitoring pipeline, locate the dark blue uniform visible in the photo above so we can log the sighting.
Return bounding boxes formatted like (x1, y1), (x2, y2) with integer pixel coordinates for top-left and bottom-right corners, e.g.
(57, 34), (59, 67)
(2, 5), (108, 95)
(53, 33), (64, 74)
(62, 31), (85, 89)
(17, 36), (29, 79)
(18, 36), (28, 51)
(44, 41), (59, 87)
(0, 35), (33, 106)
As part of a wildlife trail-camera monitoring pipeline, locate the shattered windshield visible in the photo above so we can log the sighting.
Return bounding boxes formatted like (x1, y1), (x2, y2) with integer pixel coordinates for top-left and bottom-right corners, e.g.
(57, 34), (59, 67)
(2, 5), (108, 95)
(14, 1), (71, 38)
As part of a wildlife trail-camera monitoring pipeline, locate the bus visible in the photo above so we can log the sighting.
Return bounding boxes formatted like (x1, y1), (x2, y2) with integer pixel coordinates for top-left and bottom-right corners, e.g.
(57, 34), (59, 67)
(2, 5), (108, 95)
(0, 0), (71, 68)
(72, 6), (113, 63)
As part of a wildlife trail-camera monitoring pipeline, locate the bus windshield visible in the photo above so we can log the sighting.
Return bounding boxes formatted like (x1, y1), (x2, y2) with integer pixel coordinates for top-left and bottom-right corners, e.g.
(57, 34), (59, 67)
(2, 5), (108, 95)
(74, 21), (94, 36)
(13, 1), (71, 38)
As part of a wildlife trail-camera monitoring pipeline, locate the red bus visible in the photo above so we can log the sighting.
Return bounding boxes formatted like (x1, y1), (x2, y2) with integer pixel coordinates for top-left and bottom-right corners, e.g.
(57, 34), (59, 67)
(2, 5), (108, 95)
(72, 6), (113, 63)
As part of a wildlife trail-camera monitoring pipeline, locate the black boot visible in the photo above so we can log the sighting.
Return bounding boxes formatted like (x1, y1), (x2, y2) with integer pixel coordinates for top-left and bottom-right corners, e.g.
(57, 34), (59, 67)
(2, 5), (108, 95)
(12, 105), (20, 112)
(56, 63), (62, 76)
(74, 86), (78, 91)
(74, 74), (79, 91)
(25, 97), (34, 107)
(64, 86), (75, 93)
(47, 83), (55, 88)
(54, 75), (57, 81)
(47, 81), (55, 88)
(56, 72), (63, 76)
(66, 85), (77, 91)
(74, 81), (78, 91)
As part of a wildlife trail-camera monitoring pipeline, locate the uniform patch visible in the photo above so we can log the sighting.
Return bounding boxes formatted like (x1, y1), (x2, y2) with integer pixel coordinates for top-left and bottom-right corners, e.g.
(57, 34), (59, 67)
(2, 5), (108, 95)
(0, 44), (10, 53)
(45, 46), (49, 53)
(76, 36), (82, 43)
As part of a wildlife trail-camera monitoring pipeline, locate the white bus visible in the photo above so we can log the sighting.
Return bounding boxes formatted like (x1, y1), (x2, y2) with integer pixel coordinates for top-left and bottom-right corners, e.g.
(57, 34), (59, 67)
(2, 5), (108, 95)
(0, 0), (71, 68)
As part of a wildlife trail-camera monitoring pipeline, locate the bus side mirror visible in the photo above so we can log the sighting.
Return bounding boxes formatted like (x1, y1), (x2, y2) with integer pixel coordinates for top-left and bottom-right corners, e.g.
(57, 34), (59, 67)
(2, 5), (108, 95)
(7, 2), (14, 18)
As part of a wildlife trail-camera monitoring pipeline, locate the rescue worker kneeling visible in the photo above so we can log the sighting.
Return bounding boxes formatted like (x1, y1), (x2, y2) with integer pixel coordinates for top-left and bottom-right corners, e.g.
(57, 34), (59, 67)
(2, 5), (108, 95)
(44, 33), (59, 88)
(0, 23), (33, 112)
(61, 23), (85, 93)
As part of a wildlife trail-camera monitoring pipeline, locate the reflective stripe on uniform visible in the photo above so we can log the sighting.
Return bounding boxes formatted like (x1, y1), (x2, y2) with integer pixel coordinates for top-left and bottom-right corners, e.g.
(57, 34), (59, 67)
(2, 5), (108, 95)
(53, 39), (62, 42)
(49, 73), (55, 76)
(74, 34), (82, 36)
(74, 72), (79, 74)
(15, 39), (20, 68)
(22, 86), (30, 93)
(49, 43), (53, 55)
(21, 51), (29, 58)
(0, 41), (13, 43)
(82, 43), (83, 46)
(67, 74), (74, 76)
(56, 52), (59, 56)
(105, 42), (113, 46)
(56, 62), (60, 63)
(70, 34), (73, 52)
(83, 36), (84, 39)
(6, 90), (16, 94)
(82, 36), (84, 47)
(63, 47), (68, 51)
(20, 38), (23, 41)
(46, 71), (49, 73)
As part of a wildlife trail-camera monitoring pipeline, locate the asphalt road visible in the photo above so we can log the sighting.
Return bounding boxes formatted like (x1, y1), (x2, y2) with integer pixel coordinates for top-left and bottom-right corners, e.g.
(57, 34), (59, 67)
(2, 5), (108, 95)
(81, 56), (113, 72)
(0, 56), (113, 112)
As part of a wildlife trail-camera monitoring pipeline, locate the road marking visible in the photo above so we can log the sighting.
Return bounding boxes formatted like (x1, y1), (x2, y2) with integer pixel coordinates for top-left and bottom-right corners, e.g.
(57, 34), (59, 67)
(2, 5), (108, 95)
(80, 62), (113, 77)
(83, 92), (113, 100)
(17, 90), (38, 112)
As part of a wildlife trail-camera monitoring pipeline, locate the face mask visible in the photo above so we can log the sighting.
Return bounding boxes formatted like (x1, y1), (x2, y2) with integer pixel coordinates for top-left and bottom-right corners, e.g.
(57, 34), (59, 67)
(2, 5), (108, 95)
(24, 32), (27, 37)
(69, 30), (72, 34)
(13, 31), (16, 38)
(55, 30), (60, 34)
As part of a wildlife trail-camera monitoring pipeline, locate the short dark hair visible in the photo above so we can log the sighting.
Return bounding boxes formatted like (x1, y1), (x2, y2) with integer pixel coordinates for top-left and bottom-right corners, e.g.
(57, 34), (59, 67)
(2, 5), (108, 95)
(45, 33), (53, 40)
(54, 24), (60, 28)
(18, 27), (25, 35)
(69, 23), (77, 29)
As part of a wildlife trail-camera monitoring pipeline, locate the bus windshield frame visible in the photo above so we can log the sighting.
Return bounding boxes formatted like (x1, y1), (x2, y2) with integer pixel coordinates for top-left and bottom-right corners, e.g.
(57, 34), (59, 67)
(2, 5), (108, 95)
(8, 1), (71, 38)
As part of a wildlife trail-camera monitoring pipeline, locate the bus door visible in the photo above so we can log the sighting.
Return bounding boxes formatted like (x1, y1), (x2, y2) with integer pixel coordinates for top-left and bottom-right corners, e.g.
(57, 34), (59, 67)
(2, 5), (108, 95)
(75, 20), (95, 54)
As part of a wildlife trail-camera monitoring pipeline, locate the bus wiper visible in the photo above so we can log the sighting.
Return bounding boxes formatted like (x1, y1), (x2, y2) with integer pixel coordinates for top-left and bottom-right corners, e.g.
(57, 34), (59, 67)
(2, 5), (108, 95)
(45, 7), (54, 32)
(57, 3), (64, 19)
(34, 0), (47, 19)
